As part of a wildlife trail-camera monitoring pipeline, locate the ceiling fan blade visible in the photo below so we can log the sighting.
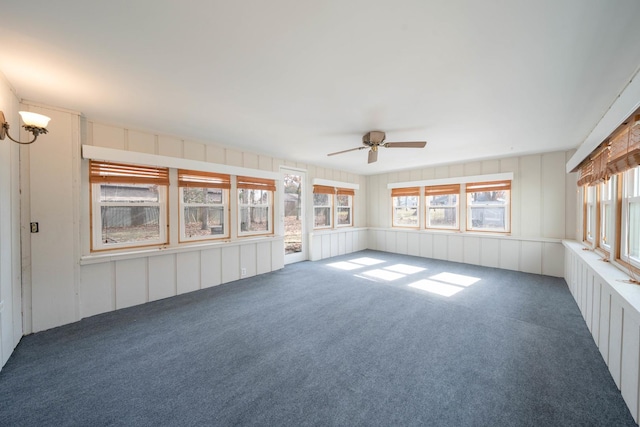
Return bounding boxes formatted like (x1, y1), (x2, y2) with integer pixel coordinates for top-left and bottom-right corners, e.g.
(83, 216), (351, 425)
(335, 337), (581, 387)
(327, 146), (365, 156)
(384, 141), (427, 148)
(368, 149), (378, 164)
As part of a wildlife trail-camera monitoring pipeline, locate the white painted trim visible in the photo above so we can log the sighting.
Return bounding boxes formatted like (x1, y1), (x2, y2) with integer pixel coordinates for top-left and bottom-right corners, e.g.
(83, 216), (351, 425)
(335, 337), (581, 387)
(312, 178), (360, 190)
(386, 172), (514, 189)
(82, 145), (281, 180)
(566, 68), (640, 173)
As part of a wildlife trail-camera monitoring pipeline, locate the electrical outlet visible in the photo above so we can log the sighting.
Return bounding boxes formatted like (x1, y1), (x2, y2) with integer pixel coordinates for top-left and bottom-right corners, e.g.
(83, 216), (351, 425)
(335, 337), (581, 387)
(30, 222), (39, 233)
(241, 268), (247, 277)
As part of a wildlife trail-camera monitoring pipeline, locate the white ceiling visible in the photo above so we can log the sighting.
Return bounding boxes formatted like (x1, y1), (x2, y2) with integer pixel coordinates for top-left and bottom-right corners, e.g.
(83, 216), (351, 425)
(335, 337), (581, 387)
(1, 1), (640, 175)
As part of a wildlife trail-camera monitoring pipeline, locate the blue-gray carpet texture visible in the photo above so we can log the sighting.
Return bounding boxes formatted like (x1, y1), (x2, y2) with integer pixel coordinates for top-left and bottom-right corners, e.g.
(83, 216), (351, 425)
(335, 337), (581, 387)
(0, 250), (636, 426)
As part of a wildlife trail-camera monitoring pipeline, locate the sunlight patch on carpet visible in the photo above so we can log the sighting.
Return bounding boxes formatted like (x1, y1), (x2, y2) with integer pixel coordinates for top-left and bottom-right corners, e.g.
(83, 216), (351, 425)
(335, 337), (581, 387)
(429, 272), (480, 287)
(408, 279), (464, 297)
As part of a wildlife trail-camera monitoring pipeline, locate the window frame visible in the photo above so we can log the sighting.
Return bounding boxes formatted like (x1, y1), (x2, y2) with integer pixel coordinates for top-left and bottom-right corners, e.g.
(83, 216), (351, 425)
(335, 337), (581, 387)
(313, 185), (334, 229)
(465, 180), (511, 233)
(425, 184), (460, 231)
(391, 187), (420, 229)
(237, 176), (275, 237)
(599, 179), (614, 253)
(620, 167), (640, 270)
(584, 185), (597, 245)
(89, 161), (169, 252)
(336, 188), (354, 228)
(178, 169), (230, 242)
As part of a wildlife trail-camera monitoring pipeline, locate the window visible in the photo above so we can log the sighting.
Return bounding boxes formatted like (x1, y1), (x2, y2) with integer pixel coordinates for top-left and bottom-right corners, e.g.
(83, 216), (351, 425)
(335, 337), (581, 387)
(313, 185), (334, 228)
(336, 188), (354, 227)
(425, 184), (460, 230)
(600, 179), (614, 252)
(392, 187), (420, 228)
(466, 180), (511, 232)
(237, 176), (275, 236)
(584, 185), (597, 244)
(621, 167), (640, 268)
(178, 169), (230, 241)
(90, 161), (169, 251)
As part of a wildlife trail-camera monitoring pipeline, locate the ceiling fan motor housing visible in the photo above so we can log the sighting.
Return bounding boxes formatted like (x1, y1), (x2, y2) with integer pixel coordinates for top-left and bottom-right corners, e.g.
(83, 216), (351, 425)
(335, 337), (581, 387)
(363, 130), (386, 146)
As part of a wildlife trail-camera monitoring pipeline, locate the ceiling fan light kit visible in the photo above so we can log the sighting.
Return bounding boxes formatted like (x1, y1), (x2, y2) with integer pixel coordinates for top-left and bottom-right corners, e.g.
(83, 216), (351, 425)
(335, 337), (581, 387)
(328, 130), (427, 164)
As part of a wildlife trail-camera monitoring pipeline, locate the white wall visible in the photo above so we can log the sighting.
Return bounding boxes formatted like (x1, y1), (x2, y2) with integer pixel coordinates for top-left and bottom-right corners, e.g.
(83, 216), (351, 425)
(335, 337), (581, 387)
(365, 151), (577, 277)
(23, 116), (367, 332)
(0, 76), (22, 370)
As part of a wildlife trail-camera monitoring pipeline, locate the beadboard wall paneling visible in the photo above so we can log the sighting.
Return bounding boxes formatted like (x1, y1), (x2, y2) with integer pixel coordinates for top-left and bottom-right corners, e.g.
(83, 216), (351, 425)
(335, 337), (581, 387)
(564, 241), (640, 423)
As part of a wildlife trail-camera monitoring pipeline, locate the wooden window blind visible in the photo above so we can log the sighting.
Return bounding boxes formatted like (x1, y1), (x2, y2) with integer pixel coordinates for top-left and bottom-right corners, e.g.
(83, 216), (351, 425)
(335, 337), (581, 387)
(577, 159), (594, 187)
(425, 184), (460, 196)
(607, 115), (640, 176)
(236, 176), (276, 191)
(313, 185), (336, 194)
(465, 180), (511, 193)
(177, 169), (231, 189)
(89, 160), (169, 185)
(391, 187), (420, 197)
(336, 188), (355, 196)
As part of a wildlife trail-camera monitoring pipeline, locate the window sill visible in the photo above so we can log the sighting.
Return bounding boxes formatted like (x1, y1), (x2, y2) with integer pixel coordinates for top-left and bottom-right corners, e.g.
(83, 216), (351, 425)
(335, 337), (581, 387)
(81, 235), (284, 265)
(564, 240), (640, 315)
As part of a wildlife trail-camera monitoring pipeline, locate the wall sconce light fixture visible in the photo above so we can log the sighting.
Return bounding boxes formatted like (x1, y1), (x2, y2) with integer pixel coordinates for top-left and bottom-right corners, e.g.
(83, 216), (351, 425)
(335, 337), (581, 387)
(0, 110), (51, 145)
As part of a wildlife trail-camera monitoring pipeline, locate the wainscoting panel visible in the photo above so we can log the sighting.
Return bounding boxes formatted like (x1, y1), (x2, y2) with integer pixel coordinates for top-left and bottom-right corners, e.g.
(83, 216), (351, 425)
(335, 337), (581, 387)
(79, 263), (114, 317)
(367, 229), (563, 277)
(564, 240), (640, 423)
(115, 258), (148, 310)
(609, 301), (623, 389)
(256, 242), (271, 275)
(80, 238), (284, 321)
(148, 254), (177, 302)
(432, 234), (448, 260)
(221, 246), (241, 284)
(308, 228), (369, 261)
(621, 310), (640, 419)
(201, 248), (222, 289)
(448, 235), (464, 263)
(480, 238), (500, 269)
(520, 241), (542, 275)
(500, 239), (520, 272)
(177, 252), (200, 295)
(240, 244), (257, 278)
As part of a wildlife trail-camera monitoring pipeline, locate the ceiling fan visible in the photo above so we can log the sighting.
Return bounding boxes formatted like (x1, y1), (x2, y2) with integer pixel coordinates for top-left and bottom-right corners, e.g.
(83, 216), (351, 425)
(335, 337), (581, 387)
(327, 130), (427, 164)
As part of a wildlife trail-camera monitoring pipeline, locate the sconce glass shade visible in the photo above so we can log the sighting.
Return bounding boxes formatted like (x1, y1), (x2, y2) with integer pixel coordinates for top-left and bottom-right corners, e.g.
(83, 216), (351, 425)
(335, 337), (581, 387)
(18, 111), (51, 129)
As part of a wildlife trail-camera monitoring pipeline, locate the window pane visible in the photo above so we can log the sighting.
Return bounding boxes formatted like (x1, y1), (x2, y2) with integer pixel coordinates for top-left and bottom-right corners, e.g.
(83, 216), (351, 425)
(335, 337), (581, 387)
(313, 193), (330, 205)
(629, 202), (640, 262)
(393, 196), (418, 208)
(314, 207), (331, 227)
(182, 187), (223, 204)
(470, 206), (506, 230)
(602, 204), (611, 246)
(337, 195), (351, 207)
(100, 206), (160, 244)
(100, 184), (159, 202)
(239, 189), (269, 205)
(428, 194), (457, 206)
(429, 207), (457, 227)
(183, 206), (225, 237)
(393, 208), (418, 226)
(239, 206), (270, 232)
(469, 190), (506, 205)
(337, 207), (351, 225)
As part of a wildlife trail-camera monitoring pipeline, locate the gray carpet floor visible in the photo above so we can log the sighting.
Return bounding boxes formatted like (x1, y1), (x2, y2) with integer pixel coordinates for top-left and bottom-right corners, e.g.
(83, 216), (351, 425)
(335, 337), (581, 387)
(0, 250), (636, 426)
